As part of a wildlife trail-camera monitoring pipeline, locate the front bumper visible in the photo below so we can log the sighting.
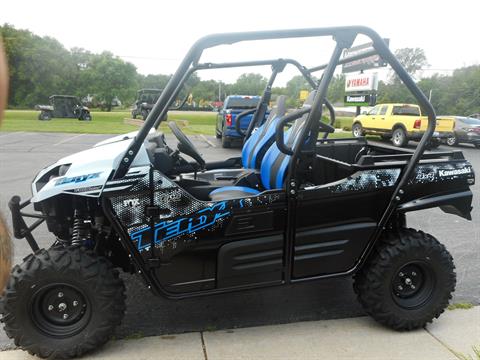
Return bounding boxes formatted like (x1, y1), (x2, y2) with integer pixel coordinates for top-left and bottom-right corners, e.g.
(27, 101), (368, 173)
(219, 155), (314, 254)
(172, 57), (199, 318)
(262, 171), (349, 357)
(8, 196), (44, 252)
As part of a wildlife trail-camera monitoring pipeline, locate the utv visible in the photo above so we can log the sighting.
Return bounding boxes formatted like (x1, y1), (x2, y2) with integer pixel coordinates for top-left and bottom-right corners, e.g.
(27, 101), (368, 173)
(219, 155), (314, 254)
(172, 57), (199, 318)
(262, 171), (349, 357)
(2, 26), (475, 359)
(35, 95), (92, 121)
(131, 89), (162, 120)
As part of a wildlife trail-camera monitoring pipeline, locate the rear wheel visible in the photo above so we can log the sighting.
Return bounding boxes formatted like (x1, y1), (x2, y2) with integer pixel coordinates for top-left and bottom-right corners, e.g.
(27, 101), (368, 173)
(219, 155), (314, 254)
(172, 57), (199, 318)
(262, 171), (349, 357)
(352, 123), (364, 138)
(354, 228), (455, 331)
(38, 112), (52, 121)
(80, 112), (92, 121)
(392, 127), (408, 147)
(221, 128), (231, 148)
(0, 247), (125, 359)
(475, 144), (480, 149)
(446, 134), (458, 146)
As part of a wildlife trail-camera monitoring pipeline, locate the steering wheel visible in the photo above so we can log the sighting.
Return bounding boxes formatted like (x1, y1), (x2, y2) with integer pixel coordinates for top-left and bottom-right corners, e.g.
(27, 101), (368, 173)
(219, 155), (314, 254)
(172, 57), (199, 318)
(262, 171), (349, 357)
(168, 121), (206, 168)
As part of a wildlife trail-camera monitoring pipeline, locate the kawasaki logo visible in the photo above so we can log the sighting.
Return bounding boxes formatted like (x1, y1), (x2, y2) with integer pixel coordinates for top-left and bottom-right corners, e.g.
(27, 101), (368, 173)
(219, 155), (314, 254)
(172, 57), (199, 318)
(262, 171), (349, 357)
(438, 168), (472, 177)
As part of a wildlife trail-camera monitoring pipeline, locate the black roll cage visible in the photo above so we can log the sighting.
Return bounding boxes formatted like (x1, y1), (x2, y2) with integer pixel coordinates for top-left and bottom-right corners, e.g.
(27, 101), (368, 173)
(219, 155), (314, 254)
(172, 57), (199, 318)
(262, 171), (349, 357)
(115, 26), (436, 178)
(110, 27), (437, 290)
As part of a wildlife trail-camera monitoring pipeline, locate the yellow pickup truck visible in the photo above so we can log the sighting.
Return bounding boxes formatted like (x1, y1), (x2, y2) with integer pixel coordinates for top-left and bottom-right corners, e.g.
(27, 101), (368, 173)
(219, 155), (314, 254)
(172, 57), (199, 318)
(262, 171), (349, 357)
(352, 103), (455, 147)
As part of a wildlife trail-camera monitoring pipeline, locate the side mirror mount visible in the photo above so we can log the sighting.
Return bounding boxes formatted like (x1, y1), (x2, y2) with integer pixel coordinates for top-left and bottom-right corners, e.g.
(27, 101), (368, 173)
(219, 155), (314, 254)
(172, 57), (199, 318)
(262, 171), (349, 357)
(361, 111), (367, 115)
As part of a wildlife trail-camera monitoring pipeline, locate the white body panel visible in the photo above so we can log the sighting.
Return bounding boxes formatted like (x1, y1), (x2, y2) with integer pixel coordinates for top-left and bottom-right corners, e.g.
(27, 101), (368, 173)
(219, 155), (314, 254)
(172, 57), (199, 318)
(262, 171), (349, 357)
(31, 135), (151, 203)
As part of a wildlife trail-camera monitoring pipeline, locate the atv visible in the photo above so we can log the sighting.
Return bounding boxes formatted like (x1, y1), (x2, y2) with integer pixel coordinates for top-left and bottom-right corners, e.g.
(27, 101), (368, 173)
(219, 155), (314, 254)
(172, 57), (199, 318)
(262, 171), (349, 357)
(131, 89), (162, 120)
(35, 95), (92, 121)
(2, 26), (475, 359)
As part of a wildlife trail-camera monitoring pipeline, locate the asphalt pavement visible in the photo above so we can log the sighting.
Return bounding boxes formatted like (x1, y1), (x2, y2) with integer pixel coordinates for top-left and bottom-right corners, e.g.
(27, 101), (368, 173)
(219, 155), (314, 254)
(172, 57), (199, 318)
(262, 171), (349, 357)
(0, 131), (479, 351)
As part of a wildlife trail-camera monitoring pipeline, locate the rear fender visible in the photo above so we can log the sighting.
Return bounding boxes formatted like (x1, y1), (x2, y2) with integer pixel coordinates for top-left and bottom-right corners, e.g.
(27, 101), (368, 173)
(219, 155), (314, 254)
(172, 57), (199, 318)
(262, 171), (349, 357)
(397, 190), (473, 220)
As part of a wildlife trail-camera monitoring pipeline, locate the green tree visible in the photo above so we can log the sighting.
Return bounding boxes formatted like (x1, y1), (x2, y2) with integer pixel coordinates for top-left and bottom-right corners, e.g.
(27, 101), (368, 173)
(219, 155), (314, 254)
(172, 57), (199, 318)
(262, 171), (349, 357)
(229, 73), (267, 95)
(83, 52), (137, 111)
(1, 24), (76, 107)
(139, 73), (171, 90)
(285, 75), (312, 107)
(327, 74), (346, 104)
(390, 47), (428, 83)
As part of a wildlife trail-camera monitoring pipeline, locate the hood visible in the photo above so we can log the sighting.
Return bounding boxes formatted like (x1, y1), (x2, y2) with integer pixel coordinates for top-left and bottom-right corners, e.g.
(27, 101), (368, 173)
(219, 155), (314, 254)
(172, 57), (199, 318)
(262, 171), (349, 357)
(31, 135), (150, 203)
(94, 131), (140, 147)
(94, 128), (155, 147)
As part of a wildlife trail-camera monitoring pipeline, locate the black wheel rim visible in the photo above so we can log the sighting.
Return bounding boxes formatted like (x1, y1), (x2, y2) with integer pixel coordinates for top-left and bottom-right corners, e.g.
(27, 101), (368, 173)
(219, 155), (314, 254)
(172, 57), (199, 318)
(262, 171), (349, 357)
(391, 262), (435, 309)
(30, 283), (91, 338)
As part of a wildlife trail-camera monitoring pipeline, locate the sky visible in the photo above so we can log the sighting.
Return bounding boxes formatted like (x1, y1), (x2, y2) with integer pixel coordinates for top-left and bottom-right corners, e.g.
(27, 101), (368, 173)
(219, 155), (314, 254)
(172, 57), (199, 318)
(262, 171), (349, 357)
(1, 0), (479, 85)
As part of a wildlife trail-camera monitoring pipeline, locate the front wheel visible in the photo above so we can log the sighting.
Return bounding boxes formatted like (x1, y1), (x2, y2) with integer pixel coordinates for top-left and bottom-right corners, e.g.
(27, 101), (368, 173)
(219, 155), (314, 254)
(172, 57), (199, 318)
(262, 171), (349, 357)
(352, 122), (364, 138)
(392, 127), (408, 147)
(0, 247), (126, 359)
(354, 228), (455, 331)
(141, 109), (149, 121)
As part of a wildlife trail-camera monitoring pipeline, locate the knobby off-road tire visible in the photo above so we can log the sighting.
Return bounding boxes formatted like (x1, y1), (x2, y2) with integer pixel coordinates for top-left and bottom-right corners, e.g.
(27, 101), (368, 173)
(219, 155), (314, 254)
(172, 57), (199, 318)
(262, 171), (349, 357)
(0, 247), (126, 359)
(354, 228), (455, 331)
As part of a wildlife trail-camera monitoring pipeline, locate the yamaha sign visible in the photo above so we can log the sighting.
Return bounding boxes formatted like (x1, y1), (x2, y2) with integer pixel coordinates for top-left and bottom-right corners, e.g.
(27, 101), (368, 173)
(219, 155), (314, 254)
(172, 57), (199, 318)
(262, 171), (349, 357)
(345, 73), (378, 92)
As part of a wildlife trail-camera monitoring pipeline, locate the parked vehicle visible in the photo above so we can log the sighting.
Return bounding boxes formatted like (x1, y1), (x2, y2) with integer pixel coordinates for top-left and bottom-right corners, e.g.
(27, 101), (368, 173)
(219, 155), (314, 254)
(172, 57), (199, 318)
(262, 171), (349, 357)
(352, 103), (454, 147)
(444, 116), (480, 147)
(35, 95), (92, 121)
(468, 113), (480, 120)
(215, 95), (262, 148)
(2, 27), (475, 359)
(131, 89), (162, 120)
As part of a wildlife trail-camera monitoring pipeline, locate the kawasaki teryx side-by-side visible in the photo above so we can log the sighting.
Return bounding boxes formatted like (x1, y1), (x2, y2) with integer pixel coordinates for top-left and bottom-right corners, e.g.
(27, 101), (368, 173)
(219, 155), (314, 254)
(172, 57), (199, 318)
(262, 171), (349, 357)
(1, 27), (475, 359)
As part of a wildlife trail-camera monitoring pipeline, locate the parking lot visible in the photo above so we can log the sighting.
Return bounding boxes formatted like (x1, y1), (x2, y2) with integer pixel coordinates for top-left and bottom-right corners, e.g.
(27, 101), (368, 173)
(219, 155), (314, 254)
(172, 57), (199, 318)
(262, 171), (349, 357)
(0, 131), (479, 350)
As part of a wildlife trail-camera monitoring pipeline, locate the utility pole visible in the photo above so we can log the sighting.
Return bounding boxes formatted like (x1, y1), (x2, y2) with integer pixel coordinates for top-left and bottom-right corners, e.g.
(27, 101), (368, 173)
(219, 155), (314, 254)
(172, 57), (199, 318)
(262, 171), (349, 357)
(428, 89), (433, 102)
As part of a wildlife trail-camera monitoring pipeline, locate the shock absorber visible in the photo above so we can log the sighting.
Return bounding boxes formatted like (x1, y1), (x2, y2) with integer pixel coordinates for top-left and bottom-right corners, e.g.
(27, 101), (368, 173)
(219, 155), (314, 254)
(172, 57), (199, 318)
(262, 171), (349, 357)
(71, 209), (92, 247)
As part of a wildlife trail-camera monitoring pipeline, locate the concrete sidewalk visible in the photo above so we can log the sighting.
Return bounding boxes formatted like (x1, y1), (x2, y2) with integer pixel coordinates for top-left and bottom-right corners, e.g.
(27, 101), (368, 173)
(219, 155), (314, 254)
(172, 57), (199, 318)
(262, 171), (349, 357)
(2, 307), (479, 360)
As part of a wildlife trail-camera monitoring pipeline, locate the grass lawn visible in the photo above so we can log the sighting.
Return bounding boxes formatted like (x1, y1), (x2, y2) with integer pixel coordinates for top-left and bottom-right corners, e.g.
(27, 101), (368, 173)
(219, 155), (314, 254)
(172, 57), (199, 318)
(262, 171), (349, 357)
(1, 110), (219, 135)
(1, 110), (354, 138)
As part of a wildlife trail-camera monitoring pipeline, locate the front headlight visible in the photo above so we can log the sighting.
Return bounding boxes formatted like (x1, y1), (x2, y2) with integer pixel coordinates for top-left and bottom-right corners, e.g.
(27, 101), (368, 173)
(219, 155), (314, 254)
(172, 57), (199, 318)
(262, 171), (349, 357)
(34, 164), (71, 192)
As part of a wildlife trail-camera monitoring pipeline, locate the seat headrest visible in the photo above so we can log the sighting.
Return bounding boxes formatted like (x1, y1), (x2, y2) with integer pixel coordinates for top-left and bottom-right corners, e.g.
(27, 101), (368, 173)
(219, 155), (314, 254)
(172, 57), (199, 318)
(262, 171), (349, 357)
(275, 95), (287, 117)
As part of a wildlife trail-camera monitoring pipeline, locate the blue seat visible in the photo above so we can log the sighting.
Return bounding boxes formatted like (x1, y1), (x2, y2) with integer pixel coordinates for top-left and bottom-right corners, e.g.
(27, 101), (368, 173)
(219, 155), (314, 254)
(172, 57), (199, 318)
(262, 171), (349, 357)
(209, 92), (316, 201)
(241, 96), (287, 169)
